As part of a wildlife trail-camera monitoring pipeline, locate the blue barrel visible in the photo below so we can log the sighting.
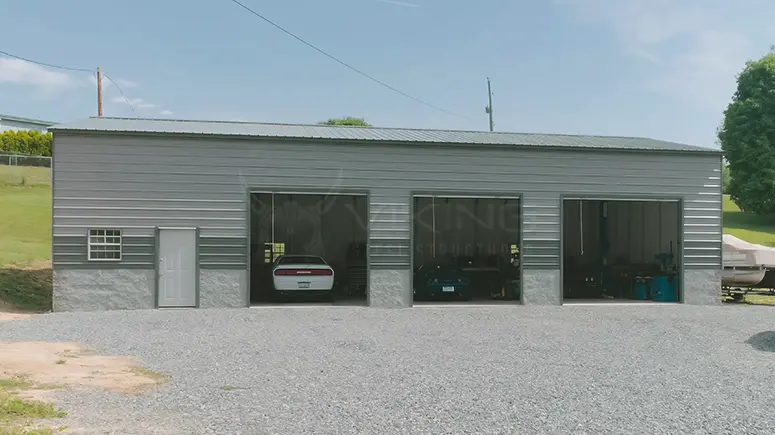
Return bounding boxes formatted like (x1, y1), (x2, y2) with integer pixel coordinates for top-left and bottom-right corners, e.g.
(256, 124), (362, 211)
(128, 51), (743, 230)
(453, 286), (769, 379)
(651, 275), (678, 302)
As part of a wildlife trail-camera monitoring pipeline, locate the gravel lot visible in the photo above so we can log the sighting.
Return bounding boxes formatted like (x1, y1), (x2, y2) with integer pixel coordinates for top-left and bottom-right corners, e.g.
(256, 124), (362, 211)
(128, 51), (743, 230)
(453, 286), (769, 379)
(2, 304), (775, 434)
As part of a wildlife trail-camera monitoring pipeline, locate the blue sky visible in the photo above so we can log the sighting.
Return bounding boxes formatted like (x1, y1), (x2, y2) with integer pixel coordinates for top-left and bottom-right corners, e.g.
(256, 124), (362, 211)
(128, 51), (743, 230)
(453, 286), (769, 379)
(1, 0), (774, 148)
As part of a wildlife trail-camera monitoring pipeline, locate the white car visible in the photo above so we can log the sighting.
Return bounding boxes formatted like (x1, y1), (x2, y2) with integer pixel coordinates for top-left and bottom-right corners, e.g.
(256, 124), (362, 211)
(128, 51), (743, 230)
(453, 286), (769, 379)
(272, 255), (335, 298)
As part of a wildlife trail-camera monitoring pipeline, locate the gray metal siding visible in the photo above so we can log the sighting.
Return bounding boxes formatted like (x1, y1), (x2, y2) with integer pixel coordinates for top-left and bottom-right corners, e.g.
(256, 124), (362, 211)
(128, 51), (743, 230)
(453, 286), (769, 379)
(522, 196), (562, 269)
(199, 236), (247, 269)
(52, 134), (722, 271)
(371, 190), (411, 270)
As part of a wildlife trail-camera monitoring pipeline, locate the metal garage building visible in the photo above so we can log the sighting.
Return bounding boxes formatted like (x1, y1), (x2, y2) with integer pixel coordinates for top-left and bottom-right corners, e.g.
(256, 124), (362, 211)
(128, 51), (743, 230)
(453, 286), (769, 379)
(50, 117), (723, 311)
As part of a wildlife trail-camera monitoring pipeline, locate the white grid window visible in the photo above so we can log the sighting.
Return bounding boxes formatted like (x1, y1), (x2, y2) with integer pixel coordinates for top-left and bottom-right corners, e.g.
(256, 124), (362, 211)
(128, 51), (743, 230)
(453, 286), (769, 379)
(88, 229), (122, 261)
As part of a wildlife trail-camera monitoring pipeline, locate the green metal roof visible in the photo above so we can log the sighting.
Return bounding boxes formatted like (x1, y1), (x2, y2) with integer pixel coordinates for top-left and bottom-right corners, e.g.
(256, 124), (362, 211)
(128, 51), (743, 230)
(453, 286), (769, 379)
(50, 117), (720, 154)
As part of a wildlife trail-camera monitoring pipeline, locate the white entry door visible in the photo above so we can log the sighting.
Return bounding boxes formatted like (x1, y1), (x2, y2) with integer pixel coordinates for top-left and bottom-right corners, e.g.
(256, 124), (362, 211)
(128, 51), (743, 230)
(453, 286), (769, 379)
(158, 229), (197, 308)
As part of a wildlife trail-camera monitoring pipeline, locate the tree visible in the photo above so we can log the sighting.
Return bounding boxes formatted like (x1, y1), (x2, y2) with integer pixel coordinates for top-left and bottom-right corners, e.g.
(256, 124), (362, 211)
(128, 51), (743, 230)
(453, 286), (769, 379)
(722, 162), (731, 194)
(0, 130), (52, 157)
(718, 53), (775, 215)
(318, 117), (371, 127)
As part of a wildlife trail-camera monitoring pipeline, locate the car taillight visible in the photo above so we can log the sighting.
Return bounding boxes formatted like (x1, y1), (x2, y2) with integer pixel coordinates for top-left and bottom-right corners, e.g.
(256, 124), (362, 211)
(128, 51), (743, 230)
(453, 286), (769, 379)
(274, 269), (333, 276)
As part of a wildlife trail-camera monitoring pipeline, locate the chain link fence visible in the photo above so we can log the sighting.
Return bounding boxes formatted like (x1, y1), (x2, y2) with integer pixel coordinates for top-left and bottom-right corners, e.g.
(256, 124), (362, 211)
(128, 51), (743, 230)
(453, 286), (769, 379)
(0, 152), (52, 185)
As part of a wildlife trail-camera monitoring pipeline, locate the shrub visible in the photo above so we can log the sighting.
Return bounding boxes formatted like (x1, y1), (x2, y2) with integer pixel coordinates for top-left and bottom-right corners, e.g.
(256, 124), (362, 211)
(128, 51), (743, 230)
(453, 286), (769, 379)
(0, 130), (52, 157)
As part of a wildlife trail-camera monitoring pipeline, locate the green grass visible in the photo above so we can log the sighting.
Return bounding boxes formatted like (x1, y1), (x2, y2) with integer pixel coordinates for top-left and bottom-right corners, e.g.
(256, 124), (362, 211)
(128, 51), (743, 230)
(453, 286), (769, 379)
(0, 374), (67, 434)
(0, 386), (66, 435)
(0, 184), (51, 266)
(0, 180), (52, 312)
(723, 195), (775, 247)
(0, 426), (60, 435)
(742, 293), (775, 306)
(0, 377), (64, 393)
(0, 378), (33, 390)
(0, 165), (51, 187)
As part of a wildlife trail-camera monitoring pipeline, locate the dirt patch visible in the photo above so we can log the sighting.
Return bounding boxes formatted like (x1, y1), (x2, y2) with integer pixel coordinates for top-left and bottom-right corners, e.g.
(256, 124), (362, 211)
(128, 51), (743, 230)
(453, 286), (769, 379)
(0, 311), (32, 322)
(0, 341), (169, 400)
(0, 300), (34, 322)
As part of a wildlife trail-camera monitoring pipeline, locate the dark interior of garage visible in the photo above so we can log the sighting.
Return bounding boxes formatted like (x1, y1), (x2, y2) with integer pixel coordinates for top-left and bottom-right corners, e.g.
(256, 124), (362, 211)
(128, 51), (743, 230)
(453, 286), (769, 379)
(250, 193), (368, 304)
(412, 196), (521, 303)
(562, 199), (681, 302)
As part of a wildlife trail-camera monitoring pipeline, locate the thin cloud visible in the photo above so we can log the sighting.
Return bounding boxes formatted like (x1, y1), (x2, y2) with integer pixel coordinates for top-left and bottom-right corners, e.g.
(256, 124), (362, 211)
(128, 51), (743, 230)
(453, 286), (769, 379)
(555, 0), (753, 108)
(105, 84), (173, 116)
(0, 55), (172, 115)
(111, 96), (157, 109)
(375, 0), (420, 7)
(0, 58), (72, 89)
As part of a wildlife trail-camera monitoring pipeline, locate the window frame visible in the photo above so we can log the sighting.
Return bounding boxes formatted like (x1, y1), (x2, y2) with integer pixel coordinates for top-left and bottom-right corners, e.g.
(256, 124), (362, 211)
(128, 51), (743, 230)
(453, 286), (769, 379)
(87, 228), (123, 261)
(264, 242), (285, 263)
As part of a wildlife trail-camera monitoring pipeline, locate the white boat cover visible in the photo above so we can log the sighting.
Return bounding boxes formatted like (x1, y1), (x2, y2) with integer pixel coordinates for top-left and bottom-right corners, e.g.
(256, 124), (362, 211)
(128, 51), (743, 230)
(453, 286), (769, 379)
(723, 234), (775, 268)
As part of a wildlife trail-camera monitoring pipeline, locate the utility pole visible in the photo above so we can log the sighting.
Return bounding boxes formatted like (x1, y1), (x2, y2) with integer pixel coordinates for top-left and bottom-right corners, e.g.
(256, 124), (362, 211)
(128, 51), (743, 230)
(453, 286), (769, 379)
(97, 67), (104, 117)
(484, 77), (494, 132)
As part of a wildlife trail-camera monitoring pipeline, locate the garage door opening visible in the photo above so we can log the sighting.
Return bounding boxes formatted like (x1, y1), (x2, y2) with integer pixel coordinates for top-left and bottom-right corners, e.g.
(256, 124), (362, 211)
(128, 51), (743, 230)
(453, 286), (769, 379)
(412, 196), (521, 304)
(250, 192), (368, 305)
(562, 199), (681, 303)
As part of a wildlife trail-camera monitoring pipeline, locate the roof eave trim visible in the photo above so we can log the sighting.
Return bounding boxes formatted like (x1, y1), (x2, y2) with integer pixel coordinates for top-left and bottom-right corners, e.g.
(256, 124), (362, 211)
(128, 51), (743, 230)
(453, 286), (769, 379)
(48, 127), (723, 155)
(1, 117), (56, 126)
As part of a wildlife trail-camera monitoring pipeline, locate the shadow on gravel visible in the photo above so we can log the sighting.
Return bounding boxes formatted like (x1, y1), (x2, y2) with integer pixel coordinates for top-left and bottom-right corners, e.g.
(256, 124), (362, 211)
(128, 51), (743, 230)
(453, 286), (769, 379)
(745, 331), (775, 352)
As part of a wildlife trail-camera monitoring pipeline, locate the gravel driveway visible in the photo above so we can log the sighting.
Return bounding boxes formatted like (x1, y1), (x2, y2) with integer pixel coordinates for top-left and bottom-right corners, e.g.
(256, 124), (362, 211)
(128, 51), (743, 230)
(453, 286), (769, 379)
(2, 304), (775, 434)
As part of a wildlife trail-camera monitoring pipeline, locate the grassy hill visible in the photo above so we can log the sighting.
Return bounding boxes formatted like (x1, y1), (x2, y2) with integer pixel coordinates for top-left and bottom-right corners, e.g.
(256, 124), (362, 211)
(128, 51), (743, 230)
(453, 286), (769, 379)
(723, 195), (775, 247)
(0, 165), (52, 311)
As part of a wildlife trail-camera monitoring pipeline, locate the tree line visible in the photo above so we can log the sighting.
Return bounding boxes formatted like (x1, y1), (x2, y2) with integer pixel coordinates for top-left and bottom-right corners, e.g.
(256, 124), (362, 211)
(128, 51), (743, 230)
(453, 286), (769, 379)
(0, 130), (52, 157)
(720, 52), (775, 216)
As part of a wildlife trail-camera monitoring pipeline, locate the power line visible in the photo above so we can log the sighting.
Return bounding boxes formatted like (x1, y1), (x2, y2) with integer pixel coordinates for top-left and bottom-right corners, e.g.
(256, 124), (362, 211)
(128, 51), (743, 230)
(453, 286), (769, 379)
(0, 49), (138, 114)
(0, 49), (94, 74)
(226, 0), (471, 119)
(103, 74), (137, 114)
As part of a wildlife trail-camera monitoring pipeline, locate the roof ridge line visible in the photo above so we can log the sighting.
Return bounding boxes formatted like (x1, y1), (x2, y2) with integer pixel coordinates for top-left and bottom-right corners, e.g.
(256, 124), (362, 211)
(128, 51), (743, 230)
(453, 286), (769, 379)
(86, 116), (652, 141)
(50, 116), (718, 153)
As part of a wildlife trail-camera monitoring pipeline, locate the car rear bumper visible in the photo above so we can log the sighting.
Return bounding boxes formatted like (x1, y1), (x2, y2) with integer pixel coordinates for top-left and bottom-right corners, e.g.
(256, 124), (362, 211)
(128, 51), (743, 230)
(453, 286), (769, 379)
(273, 276), (334, 291)
(274, 289), (332, 296)
(414, 284), (471, 300)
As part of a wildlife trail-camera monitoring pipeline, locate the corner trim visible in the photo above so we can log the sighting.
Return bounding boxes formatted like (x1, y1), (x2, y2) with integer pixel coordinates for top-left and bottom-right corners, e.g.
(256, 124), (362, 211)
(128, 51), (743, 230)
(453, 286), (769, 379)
(153, 226), (160, 309)
(245, 186), (251, 308)
(195, 226), (201, 308)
